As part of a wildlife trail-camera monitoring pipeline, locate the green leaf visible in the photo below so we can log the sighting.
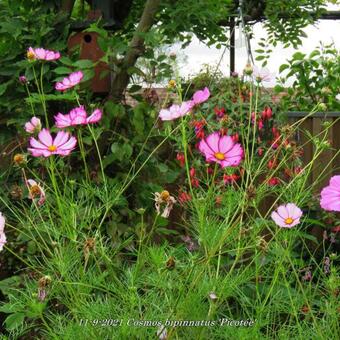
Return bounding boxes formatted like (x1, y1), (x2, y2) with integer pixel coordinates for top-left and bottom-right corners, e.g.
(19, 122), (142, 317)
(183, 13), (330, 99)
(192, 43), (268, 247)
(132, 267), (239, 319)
(104, 102), (125, 119)
(127, 66), (145, 77)
(74, 59), (94, 69)
(292, 52), (305, 61)
(0, 276), (21, 294)
(0, 82), (8, 96)
(129, 85), (142, 93)
(279, 64), (289, 73)
(0, 303), (20, 314)
(53, 66), (72, 75)
(4, 313), (25, 330)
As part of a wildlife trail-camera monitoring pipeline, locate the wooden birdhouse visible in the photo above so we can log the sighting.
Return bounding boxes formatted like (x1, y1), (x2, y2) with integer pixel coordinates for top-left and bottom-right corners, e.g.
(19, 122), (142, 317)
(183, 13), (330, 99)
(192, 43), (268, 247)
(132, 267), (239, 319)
(68, 30), (110, 93)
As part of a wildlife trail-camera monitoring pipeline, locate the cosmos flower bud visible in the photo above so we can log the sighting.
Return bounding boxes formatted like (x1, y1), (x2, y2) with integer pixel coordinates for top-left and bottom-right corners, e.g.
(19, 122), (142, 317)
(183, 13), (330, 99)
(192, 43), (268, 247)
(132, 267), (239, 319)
(19, 75), (27, 84)
(243, 63), (253, 76)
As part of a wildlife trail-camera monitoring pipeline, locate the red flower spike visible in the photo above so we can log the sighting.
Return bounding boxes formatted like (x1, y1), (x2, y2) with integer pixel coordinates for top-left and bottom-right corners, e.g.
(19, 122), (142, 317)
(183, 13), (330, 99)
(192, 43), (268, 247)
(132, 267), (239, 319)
(176, 153), (185, 167)
(268, 177), (280, 186)
(231, 133), (239, 142)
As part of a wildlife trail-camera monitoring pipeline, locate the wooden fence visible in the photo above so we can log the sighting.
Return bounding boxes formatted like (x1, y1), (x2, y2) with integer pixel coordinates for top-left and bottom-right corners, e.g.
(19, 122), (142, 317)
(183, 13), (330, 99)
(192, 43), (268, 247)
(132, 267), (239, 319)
(287, 111), (340, 192)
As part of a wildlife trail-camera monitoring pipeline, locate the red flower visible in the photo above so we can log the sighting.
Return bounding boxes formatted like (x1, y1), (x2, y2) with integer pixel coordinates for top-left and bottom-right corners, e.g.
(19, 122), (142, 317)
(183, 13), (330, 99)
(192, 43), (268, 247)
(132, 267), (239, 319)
(189, 167), (196, 178)
(267, 159), (277, 169)
(267, 177), (280, 186)
(191, 178), (199, 188)
(258, 148), (264, 156)
(223, 173), (239, 184)
(207, 167), (213, 175)
(261, 107), (272, 120)
(219, 127), (228, 136)
(192, 120), (206, 139)
(231, 133), (239, 142)
(214, 107), (225, 118)
(178, 191), (192, 204)
(331, 226), (340, 233)
(272, 127), (280, 138)
(176, 153), (185, 167)
(258, 119), (264, 130)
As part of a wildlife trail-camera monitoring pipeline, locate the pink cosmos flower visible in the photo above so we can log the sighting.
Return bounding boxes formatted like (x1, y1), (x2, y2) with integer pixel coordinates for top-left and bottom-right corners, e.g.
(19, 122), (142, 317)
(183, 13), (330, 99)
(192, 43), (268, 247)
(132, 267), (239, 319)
(54, 106), (103, 128)
(271, 203), (303, 228)
(55, 71), (84, 91)
(28, 129), (77, 157)
(27, 47), (60, 61)
(0, 212), (6, 252)
(27, 179), (46, 206)
(253, 66), (274, 83)
(198, 132), (243, 168)
(320, 175), (340, 211)
(159, 101), (192, 121)
(189, 87), (210, 108)
(25, 117), (41, 133)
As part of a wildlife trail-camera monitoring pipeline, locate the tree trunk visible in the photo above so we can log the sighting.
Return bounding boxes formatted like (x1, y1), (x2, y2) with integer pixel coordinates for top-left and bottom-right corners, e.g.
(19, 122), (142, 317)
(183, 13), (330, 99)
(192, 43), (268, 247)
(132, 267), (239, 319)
(110, 0), (161, 101)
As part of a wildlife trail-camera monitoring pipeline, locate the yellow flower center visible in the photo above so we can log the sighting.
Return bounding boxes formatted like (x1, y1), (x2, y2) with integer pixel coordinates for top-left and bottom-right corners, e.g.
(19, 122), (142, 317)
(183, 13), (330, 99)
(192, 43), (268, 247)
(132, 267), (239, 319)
(48, 145), (57, 152)
(160, 190), (170, 201)
(30, 185), (41, 197)
(284, 217), (294, 225)
(214, 152), (225, 161)
(27, 50), (35, 60)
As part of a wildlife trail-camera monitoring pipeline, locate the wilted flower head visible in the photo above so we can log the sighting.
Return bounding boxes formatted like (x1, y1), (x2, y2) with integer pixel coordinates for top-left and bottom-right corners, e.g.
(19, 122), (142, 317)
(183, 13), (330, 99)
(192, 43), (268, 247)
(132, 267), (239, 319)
(54, 106), (102, 128)
(154, 190), (176, 218)
(181, 235), (197, 251)
(55, 71), (83, 91)
(253, 66), (274, 82)
(324, 257), (330, 274)
(27, 47), (60, 61)
(28, 129), (77, 157)
(37, 275), (52, 302)
(0, 212), (6, 252)
(159, 101), (191, 121)
(198, 132), (243, 168)
(27, 179), (46, 206)
(271, 203), (303, 228)
(10, 185), (23, 200)
(13, 153), (27, 167)
(301, 267), (312, 281)
(320, 176), (340, 211)
(25, 117), (41, 134)
(84, 237), (96, 269)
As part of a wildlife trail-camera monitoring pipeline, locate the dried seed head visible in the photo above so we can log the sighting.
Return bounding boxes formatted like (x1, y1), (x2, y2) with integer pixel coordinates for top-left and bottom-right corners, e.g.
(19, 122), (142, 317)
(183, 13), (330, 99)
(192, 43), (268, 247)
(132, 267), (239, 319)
(166, 256), (176, 270)
(38, 275), (52, 288)
(10, 185), (23, 200)
(246, 185), (256, 201)
(13, 153), (26, 166)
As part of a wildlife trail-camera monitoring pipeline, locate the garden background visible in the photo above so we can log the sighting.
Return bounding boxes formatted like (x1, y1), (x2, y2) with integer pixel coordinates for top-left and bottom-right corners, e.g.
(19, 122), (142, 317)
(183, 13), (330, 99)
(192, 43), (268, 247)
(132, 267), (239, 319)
(0, 0), (339, 339)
